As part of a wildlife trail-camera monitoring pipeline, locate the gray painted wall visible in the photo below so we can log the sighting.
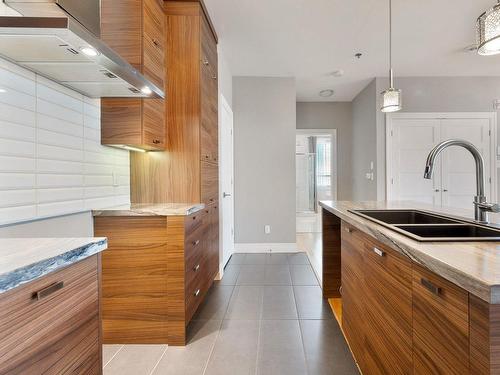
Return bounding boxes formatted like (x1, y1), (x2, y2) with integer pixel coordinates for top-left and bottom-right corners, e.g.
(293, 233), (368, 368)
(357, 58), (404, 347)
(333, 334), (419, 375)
(351, 79), (378, 201)
(296, 102), (353, 200)
(375, 76), (500, 200)
(233, 77), (296, 244)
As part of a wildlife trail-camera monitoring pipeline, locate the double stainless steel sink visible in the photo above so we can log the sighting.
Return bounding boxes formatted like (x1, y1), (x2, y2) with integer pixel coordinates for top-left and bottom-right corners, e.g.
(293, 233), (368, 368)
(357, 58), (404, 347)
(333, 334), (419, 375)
(349, 209), (500, 242)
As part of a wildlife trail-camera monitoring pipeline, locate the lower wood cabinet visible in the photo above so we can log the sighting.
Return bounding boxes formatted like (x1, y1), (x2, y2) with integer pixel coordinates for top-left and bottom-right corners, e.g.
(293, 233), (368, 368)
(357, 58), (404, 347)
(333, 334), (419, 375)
(94, 211), (218, 346)
(0, 256), (102, 375)
(339, 219), (500, 375)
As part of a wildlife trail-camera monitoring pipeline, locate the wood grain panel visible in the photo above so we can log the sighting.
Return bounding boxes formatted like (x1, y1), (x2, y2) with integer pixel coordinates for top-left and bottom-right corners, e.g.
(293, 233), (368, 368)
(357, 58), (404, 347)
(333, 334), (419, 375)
(0, 256), (100, 375)
(201, 161), (218, 205)
(94, 216), (169, 344)
(101, 98), (142, 146)
(321, 209), (341, 298)
(412, 263), (469, 374)
(208, 203), (219, 278)
(470, 294), (500, 374)
(363, 238), (413, 375)
(143, 98), (166, 149)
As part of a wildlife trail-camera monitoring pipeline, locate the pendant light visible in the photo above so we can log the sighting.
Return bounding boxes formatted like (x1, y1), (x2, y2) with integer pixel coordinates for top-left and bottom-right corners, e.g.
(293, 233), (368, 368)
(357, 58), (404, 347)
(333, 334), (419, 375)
(477, 1), (500, 56)
(380, 0), (402, 113)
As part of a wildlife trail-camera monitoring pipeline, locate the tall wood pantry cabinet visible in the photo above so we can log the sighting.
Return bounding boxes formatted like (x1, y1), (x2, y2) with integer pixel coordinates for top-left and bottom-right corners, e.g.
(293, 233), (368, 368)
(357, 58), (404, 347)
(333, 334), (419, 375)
(130, 0), (220, 278)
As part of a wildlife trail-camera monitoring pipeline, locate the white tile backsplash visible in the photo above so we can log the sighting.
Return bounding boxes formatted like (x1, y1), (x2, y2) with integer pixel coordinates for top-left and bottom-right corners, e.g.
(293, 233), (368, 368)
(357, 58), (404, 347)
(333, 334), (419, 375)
(0, 58), (131, 225)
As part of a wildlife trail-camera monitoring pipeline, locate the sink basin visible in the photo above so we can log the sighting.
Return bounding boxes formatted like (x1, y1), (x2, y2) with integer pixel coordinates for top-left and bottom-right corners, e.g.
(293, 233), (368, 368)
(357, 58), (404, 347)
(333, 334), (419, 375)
(349, 209), (500, 242)
(352, 209), (461, 225)
(394, 224), (500, 241)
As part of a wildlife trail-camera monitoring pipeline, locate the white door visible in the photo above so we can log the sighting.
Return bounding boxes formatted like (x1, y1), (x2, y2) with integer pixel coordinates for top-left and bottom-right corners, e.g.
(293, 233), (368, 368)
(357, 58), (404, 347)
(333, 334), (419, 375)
(440, 118), (492, 209)
(220, 95), (234, 269)
(389, 118), (442, 205)
(387, 113), (497, 209)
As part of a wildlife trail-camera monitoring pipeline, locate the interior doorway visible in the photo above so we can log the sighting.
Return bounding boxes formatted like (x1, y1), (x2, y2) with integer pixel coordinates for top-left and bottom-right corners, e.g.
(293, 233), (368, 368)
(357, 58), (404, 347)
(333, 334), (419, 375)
(296, 129), (337, 233)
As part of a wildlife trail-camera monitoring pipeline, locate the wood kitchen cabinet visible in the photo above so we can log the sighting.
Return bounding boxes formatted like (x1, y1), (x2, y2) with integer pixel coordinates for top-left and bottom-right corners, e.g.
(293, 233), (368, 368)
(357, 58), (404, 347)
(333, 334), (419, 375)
(94, 210), (216, 346)
(100, 0), (166, 151)
(412, 264), (470, 374)
(0, 256), (102, 374)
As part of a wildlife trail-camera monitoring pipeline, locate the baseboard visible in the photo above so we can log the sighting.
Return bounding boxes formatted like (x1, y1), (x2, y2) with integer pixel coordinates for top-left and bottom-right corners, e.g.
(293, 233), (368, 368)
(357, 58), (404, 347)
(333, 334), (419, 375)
(234, 243), (298, 253)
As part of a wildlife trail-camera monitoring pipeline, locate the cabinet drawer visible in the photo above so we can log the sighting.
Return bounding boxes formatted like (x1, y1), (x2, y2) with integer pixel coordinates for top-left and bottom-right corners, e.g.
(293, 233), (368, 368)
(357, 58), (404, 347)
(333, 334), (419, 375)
(0, 256), (100, 374)
(201, 161), (218, 205)
(185, 223), (209, 287)
(185, 263), (210, 323)
(185, 209), (206, 235)
(412, 264), (469, 374)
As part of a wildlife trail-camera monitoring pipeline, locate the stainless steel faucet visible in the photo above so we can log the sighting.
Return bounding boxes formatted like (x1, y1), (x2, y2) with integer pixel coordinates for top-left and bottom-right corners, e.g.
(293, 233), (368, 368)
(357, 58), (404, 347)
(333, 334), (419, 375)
(423, 139), (500, 223)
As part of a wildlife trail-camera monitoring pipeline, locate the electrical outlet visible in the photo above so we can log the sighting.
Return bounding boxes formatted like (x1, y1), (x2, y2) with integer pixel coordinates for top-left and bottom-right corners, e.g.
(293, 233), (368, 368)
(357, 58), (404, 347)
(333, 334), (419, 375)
(265, 225), (271, 234)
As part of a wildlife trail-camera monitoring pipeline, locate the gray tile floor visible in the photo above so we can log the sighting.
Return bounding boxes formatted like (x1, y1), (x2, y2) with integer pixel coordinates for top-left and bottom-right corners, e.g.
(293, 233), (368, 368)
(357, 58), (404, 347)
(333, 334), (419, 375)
(103, 253), (359, 375)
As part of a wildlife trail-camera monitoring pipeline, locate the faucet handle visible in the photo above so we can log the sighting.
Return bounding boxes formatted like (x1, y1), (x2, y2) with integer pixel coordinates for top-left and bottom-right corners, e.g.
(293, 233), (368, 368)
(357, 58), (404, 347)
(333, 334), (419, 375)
(474, 202), (500, 212)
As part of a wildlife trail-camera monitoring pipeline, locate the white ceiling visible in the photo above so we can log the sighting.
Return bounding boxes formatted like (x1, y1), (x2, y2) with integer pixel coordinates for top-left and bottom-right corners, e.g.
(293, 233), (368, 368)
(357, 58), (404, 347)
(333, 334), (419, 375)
(204, 0), (500, 101)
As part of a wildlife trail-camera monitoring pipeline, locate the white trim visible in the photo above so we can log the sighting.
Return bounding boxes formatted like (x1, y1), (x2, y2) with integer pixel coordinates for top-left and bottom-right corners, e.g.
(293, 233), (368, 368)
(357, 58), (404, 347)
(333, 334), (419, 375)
(234, 243), (298, 253)
(386, 112), (498, 202)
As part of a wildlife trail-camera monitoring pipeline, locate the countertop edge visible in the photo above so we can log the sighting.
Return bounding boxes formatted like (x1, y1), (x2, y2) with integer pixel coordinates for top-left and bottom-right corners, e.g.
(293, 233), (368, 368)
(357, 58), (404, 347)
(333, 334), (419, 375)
(92, 204), (205, 217)
(0, 238), (108, 295)
(320, 202), (497, 304)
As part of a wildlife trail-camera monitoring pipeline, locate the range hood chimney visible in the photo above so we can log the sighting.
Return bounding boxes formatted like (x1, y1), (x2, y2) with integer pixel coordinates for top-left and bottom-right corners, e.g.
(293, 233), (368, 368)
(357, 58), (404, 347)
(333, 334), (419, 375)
(0, 0), (165, 99)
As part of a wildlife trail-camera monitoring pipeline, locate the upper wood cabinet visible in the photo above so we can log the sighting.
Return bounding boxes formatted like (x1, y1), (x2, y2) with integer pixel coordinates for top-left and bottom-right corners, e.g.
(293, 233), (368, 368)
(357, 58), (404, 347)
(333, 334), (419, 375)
(100, 0), (166, 151)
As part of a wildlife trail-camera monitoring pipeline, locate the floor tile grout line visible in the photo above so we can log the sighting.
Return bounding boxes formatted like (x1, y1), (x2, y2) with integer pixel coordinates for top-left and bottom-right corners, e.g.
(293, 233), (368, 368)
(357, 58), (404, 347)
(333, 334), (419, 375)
(297, 319), (312, 375)
(103, 344), (124, 369)
(148, 346), (168, 375)
(254, 285), (264, 375)
(201, 319), (224, 375)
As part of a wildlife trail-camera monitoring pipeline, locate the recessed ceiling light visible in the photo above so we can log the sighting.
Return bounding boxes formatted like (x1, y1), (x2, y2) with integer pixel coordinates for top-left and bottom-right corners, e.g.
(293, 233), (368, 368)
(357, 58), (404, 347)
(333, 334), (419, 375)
(0, 88), (6, 93)
(141, 86), (153, 95)
(327, 69), (344, 78)
(80, 46), (99, 57)
(319, 89), (334, 98)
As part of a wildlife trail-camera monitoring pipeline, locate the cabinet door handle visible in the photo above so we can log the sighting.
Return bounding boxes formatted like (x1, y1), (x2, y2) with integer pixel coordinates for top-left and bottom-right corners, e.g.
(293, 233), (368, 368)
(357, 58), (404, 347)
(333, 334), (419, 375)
(153, 139), (161, 144)
(344, 227), (354, 233)
(193, 264), (200, 272)
(373, 247), (385, 257)
(203, 59), (209, 66)
(421, 278), (441, 296)
(212, 75), (217, 80)
(152, 39), (160, 47)
(34, 281), (64, 301)
(193, 240), (200, 246)
(194, 289), (201, 297)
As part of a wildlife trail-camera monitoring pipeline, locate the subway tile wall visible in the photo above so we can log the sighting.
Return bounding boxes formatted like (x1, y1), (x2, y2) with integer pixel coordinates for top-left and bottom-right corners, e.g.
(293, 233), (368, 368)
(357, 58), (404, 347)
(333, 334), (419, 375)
(0, 58), (130, 225)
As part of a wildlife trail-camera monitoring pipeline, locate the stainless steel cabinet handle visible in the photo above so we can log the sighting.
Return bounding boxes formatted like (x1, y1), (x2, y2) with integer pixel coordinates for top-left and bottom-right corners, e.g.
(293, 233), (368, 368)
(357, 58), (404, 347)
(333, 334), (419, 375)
(344, 227), (354, 233)
(34, 281), (64, 301)
(194, 289), (200, 297)
(152, 39), (160, 47)
(194, 264), (200, 272)
(443, 189), (448, 192)
(203, 59), (209, 66)
(193, 240), (200, 246)
(212, 75), (217, 80)
(434, 189), (440, 192)
(421, 278), (441, 296)
(373, 247), (385, 257)
(223, 192), (232, 198)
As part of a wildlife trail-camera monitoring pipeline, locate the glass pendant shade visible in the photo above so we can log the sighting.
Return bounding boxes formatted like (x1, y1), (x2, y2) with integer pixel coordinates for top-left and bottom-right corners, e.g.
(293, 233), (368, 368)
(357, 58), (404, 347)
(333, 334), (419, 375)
(477, 2), (500, 56)
(381, 87), (402, 113)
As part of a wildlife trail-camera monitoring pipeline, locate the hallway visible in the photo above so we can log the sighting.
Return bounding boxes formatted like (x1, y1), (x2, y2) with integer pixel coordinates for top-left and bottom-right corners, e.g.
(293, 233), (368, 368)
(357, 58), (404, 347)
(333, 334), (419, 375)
(103, 253), (358, 375)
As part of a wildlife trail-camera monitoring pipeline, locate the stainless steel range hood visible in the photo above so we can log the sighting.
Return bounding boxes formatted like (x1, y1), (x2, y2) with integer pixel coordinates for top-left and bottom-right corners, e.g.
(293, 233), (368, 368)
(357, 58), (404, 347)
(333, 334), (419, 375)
(0, 0), (165, 98)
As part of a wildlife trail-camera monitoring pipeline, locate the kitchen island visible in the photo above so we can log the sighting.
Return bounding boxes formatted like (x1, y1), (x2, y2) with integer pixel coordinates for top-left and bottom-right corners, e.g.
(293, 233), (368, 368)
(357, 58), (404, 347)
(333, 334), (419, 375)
(0, 237), (107, 374)
(321, 200), (500, 374)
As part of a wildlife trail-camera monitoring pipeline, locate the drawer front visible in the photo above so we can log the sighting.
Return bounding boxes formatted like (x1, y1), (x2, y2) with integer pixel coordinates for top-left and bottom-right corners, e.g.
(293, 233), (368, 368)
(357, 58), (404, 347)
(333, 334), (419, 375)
(0, 256), (100, 374)
(185, 261), (211, 323)
(412, 264), (469, 374)
(185, 223), (209, 288)
(201, 161), (218, 206)
(363, 238), (413, 374)
(185, 209), (206, 235)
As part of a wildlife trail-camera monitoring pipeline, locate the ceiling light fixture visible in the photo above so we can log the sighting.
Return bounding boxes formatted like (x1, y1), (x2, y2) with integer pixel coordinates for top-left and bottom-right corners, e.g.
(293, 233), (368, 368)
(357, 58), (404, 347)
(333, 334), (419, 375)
(0, 88), (6, 93)
(319, 89), (334, 97)
(80, 46), (99, 57)
(380, 0), (402, 113)
(477, 1), (500, 56)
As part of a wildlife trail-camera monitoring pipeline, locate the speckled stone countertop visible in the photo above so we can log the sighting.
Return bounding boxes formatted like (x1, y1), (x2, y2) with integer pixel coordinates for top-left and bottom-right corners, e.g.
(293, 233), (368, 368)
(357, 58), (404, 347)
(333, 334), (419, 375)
(320, 200), (500, 304)
(0, 238), (107, 294)
(92, 203), (205, 217)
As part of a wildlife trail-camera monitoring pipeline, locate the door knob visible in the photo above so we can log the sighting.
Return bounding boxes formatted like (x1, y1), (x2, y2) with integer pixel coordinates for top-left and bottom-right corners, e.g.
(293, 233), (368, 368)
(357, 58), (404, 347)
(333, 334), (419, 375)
(223, 192), (232, 198)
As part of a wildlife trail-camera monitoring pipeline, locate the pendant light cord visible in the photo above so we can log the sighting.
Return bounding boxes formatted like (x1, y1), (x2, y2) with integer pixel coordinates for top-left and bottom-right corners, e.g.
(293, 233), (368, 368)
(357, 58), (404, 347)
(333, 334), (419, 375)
(389, 0), (393, 88)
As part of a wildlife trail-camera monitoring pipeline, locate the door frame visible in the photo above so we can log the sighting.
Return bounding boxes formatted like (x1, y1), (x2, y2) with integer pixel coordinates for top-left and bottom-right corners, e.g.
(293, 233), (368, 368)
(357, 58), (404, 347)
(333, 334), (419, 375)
(386, 112), (498, 202)
(296, 129), (338, 203)
(219, 93), (234, 274)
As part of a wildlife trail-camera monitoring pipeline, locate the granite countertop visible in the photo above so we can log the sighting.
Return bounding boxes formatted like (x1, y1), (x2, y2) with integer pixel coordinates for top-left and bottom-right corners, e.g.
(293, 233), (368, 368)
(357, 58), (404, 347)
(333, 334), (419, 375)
(0, 237), (107, 294)
(320, 200), (500, 304)
(92, 203), (205, 217)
